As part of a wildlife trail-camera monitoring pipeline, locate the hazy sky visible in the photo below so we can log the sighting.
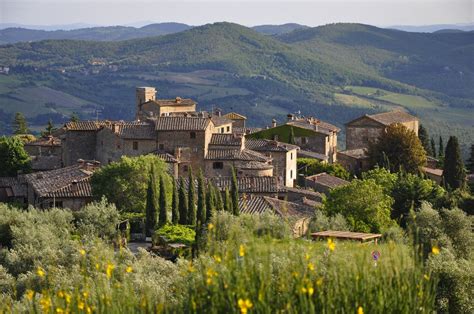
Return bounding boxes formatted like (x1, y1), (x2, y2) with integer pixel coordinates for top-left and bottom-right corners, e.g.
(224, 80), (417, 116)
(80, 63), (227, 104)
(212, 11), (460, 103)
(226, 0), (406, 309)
(1, 0), (473, 27)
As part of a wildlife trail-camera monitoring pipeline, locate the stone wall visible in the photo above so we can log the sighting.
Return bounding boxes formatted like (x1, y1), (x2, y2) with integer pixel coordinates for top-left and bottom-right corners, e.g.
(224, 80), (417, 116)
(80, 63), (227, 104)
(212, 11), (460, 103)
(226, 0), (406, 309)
(62, 131), (97, 166)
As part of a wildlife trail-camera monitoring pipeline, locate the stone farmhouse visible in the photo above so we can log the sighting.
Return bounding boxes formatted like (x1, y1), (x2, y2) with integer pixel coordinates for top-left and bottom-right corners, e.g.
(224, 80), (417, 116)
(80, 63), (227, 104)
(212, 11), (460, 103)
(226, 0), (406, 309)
(338, 110), (419, 174)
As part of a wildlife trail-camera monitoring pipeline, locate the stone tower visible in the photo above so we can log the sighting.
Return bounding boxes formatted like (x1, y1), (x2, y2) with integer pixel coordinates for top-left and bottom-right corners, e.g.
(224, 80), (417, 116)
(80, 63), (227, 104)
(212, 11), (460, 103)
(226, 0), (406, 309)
(136, 87), (156, 120)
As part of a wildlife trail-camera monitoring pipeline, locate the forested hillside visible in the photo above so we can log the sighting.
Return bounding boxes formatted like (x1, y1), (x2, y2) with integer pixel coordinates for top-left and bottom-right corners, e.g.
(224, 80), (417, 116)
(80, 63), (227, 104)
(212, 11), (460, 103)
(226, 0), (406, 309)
(0, 22), (472, 153)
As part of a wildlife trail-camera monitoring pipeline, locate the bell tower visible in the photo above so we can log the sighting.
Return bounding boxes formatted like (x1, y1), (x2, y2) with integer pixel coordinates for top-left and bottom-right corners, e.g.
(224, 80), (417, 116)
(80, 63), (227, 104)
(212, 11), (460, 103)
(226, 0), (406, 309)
(136, 87), (156, 120)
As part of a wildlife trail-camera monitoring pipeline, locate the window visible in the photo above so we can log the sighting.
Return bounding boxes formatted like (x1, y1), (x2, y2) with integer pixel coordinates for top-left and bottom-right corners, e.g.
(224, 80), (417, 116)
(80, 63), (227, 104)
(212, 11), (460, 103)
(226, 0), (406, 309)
(183, 165), (189, 172)
(226, 126), (230, 132)
(302, 137), (308, 144)
(213, 162), (224, 169)
(190, 132), (196, 139)
(221, 128), (224, 134)
(117, 144), (121, 149)
(273, 134), (279, 141)
(133, 141), (138, 150)
(290, 152), (293, 160)
(159, 144), (164, 150)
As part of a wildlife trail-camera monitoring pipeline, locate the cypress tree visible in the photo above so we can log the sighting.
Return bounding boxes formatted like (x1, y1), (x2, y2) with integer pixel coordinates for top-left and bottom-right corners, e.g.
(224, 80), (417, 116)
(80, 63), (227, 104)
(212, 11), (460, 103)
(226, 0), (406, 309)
(188, 168), (196, 225)
(158, 175), (168, 226)
(43, 119), (55, 136)
(145, 168), (158, 237)
(430, 137), (436, 158)
(196, 171), (206, 226)
(206, 182), (215, 222)
(418, 124), (431, 155)
(231, 167), (240, 215)
(467, 144), (474, 173)
(12, 112), (28, 135)
(288, 126), (296, 144)
(215, 185), (224, 211)
(70, 112), (80, 122)
(171, 179), (179, 224)
(178, 177), (188, 225)
(438, 136), (444, 158)
(224, 187), (232, 213)
(443, 136), (466, 190)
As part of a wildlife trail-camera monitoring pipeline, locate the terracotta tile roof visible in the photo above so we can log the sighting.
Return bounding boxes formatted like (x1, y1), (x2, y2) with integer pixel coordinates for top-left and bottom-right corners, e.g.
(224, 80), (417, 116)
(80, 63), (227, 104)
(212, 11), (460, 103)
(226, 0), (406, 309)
(210, 115), (233, 127)
(24, 164), (95, 198)
(246, 139), (299, 152)
(209, 134), (243, 146)
(239, 196), (313, 218)
(152, 150), (179, 163)
(115, 122), (156, 139)
(30, 155), (62, 171)
(153, 117), (211, 131)
(65, 121), (111, 131)
(0, 177), (26, 197)
(224, 112), (247, 120)
(144, 97), (196, 107)
(285, 187), (324, 202)
(211, 176), (285, 193)
(44, 177), (92, 199)
(206, 148), (271, 162)
(305, 172), (349, 188)
(236, 161), (273, 170)
(287, 117), (340, 134)
(338, 149), (368, 159)
(367, 111), (418, 125)
(25, 136), (61, 147)
(233, 127), (261, 135)
(298, 150), (329, 161)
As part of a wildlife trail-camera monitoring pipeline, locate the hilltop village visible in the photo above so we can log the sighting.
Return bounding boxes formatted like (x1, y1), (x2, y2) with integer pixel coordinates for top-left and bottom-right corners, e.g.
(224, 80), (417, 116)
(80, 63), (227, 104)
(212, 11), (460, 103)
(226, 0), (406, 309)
(0, 86), (436, 228)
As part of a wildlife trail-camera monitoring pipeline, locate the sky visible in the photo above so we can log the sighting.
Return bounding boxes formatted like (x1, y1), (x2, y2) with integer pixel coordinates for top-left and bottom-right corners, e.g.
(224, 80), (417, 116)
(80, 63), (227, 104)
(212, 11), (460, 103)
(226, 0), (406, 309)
(1, 0), (473, 28)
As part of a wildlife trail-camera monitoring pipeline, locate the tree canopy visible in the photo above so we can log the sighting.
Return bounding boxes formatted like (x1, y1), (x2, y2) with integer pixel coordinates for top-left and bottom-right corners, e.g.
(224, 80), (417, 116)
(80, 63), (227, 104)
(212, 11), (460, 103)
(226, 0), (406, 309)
(367, 123), (426, 174)
(443, 136), (466, 190)
(0, 136), (31, 176)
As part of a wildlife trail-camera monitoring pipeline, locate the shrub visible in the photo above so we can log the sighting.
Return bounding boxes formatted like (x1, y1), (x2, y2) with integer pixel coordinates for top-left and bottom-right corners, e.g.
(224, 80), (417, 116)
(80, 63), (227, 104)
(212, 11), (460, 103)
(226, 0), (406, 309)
(72, 197), (120, 240)
(297, 158), (350, 180)
(309, 211), (349, 232)
(153, 224), (196, 246)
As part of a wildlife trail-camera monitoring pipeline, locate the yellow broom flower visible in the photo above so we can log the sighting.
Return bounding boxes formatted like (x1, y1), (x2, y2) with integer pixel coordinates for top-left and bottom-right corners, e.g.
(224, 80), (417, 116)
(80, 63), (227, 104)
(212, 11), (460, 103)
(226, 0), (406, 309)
(357, 306), (364, 314)
(327, 238), (336, 251)
(238, 298), (253, 314)
(239, 244), (245, 257)
(431, 246), (440, 255)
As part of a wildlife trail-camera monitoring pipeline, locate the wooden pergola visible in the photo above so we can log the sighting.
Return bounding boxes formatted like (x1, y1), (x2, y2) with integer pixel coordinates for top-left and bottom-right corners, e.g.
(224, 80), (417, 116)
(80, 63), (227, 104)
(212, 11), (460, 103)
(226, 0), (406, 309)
(311, 230), (382, 244)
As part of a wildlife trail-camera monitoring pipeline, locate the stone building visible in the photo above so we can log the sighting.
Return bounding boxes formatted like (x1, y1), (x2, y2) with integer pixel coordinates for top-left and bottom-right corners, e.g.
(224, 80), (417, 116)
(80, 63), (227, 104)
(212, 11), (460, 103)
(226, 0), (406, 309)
(249, 115), (339, 163)
(24, 135), (63, 171)
(345, 110), (419, 150)
(136, 87), (197, 120)
(224, 112), (247, 128)
(304, 172), (349, 195)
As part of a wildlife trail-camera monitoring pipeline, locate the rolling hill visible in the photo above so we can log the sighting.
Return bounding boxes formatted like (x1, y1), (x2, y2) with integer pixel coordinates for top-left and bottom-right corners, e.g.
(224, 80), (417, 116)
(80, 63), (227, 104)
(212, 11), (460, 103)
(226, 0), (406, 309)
(0, 22), (472, 153)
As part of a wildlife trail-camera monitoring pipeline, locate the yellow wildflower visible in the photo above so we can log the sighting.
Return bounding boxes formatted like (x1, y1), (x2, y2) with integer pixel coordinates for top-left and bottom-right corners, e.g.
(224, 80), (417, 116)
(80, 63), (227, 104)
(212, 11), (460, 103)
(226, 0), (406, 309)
(307, 262), (315, 271)
(327, 238), (336, 251)
(206, 278), (213, 285)
(208, 223), (214, 230)
(126, 266), (133, 273)
(83, 291), (89, 299)
(239, 244), (245, 257)
(213, 255), (222, 263)
(106, 263), (115, 279)
(316, 278), (323, 286)
(87, 306), (92, 314)
(357, 306), (364, 314)
(64, 293), (71, 304)
(79, 249), (86, 256)
(78, 301), (85, 310)
(305, 253), (310, 260)
(57, 291), (64, 298)
(26, 289), (34, 301)
(308, 287), (314, 296)
(238, 298), (253, 314)
(301, 287), (307, 294)
(424, 274), (430, 280)
(95, 263), (100, 270)
(188, 263), (195, 273)
(431, 246), (440, 255)
(56, 308), (64, 314)
(40, 296), (51, 311)
(37, 267), (45, 278)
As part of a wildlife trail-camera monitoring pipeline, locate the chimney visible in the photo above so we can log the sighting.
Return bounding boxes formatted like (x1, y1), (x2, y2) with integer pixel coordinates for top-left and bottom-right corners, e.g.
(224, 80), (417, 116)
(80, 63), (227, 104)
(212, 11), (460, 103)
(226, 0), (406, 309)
(271, 119), (277, 128)
(112, 123), (120, 133)
(175, 97), (182, 103)
(71, 180), (78, 193)
(287, 114), (294, 122)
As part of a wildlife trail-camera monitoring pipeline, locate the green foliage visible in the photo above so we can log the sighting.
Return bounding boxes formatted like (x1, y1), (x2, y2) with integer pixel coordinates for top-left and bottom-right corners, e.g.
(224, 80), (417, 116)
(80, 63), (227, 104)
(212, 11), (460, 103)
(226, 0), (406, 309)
(205, 182), (215, 222)
(368, 123), (427, 174)
(323, 179), (395, 233)
(178, 177), (188, 225)
(467, 144), (474, 173)
(418, 124), (432, 156)
(438, 136), (444, 159)
(443, 136), (467, 190)
(145, 169), (158, 236)
(41, 119), (56, 137)
(72, 197), (120, 240)
(0, 136), (31, 176)
(297, 158), (350, 180)
(309, 211), (349, 233)
(223, 187), (232, 213)
(90, 155), (168, 213)
(158, 175), (169, 226)
(231, 167), (239, 216)
(171, 179), (179, 224)
(187, 168), (196, 225)
(430, 137), (437, 158)
(196, 171), (206, 226)
(361, 166), (397, 194)
(12, 112), (28, 135)
(153, 224), (196, 246)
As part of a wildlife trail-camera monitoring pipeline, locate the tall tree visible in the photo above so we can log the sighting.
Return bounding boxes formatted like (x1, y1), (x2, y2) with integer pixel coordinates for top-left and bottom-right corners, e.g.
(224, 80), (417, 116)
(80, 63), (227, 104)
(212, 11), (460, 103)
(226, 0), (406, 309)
(367, 123), (427, 174)
(158, 175), (168, 226)
(418, 124), (432, 156)
(215, 185), (224, 211)
(231, 167), (240, 215)
(443, 136), (467, 190)
(196, 171), (207, 226)
(145, 168), (158, 237)
(70, 112), (80, 122)
(12, 112), (28, 135)
(438, 136), (444, 159)
(0, 136), (31, 176)
(288, 126), (296, 144)
(466, 144), (474, 173)
(171, 179), (179, 224)
(205, 182), (215, 222)
(430, 137), (437, 158)
(43, 119), (55, 136)
(178, 177), (188, 225)
(224, 187), (233, 213)
(187, 168), (196, 225)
